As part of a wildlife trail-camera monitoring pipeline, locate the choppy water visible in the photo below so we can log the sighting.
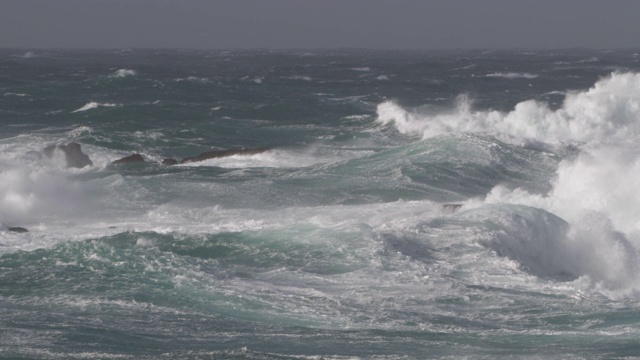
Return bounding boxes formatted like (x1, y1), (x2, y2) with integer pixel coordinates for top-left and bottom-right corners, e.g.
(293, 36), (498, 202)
(2, 48), (640, 359)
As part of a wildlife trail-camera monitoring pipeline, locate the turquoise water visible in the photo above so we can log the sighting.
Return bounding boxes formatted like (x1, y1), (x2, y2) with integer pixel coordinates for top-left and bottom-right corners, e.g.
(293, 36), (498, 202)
(1, 49), (640, 359)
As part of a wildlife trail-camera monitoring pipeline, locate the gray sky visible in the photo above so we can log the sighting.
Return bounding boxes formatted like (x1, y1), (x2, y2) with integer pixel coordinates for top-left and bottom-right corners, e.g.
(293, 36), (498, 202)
(1, 0), (639, 49)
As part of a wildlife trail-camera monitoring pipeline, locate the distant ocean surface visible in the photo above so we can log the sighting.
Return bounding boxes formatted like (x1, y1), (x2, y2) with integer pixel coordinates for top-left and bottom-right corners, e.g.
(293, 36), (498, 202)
(2, 48), (640, 359)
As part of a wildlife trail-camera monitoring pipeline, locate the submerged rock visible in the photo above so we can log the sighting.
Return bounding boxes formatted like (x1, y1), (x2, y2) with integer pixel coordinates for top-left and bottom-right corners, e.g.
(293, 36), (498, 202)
(112, 153), (146, 165)
(8, 227), (28, 233)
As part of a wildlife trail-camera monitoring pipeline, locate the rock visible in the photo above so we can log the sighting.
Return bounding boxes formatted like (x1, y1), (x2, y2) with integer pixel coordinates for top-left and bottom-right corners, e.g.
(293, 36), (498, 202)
(112, 153), (146, 165)
(60, 142), (93, 168)
(30, 143), (268, 168)
(43, 142), (93, 168)
(8, 227), (28, 233)
(162, 158), (178, 166)
(180, 148), (269, 164)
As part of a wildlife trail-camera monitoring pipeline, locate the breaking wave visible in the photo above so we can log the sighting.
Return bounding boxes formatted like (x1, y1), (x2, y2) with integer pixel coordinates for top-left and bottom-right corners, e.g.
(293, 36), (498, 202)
(377, 72), (640, 143)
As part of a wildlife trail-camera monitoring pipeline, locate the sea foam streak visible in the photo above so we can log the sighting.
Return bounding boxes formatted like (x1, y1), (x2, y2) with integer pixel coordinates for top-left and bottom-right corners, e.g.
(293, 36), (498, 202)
(377, 72), (640, 142)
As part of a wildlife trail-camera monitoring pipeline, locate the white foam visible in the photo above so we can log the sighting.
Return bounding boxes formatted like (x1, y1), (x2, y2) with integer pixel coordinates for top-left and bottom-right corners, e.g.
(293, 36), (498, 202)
(144, 199), (439, 238)
(351, 67), (371, 72)
(377, 72), (640, 143)
(71, 102), (118, 113)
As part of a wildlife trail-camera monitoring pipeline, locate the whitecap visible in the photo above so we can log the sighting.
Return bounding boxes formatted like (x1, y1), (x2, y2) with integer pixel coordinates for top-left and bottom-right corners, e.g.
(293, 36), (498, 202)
(109, 69), (137, 78)
(577, 57), (600, 63)
(540, 91), (565, 96)
(351, 67), (371, 72)
(71, 102), (118, 113)
(343, 114), (370, 120)
(175, 76), (209, 83)
(485, 72), (539, 79)
(67, 126), (93, 137)
(286, 75), (312, 81)
(11, 51), (36, 59)
(454, 64), (476, 70)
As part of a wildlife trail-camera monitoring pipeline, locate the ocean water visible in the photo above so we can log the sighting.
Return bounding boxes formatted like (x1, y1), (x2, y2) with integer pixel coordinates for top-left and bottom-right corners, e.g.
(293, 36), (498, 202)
(1, 48), (640, 359)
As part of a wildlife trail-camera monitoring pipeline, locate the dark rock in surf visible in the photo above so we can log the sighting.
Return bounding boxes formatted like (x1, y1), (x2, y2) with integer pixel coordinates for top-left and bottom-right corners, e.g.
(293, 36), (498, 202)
(60, 142), (93, 168)
(8, 227), (28, 233)
(441, 204), (463, 213)
(162, 158), (178, 166)
(43, 142), (93, 168)
(179, 148), (269, 164)
(112, 153), (146, 165)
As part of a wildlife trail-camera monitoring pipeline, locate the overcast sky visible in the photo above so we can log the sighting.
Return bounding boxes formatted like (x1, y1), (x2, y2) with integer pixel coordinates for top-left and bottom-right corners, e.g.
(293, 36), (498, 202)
(1, 0), (639, 49)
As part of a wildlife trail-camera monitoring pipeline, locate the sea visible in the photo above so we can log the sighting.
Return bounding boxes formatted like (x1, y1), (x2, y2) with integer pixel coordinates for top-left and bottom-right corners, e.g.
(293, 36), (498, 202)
(1, 48), (640, 359)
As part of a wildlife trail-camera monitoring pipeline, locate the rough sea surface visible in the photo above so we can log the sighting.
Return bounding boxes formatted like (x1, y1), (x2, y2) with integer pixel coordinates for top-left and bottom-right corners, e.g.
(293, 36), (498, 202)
(2, 48), (640, 359)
